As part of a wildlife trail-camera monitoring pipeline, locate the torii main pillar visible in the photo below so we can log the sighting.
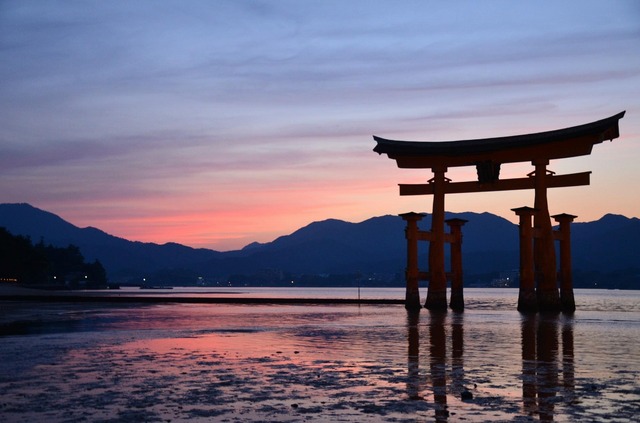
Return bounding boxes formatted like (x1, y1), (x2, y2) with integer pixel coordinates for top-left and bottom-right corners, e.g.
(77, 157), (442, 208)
(532, 160), (561, 312)
(425, 166), (448, 311)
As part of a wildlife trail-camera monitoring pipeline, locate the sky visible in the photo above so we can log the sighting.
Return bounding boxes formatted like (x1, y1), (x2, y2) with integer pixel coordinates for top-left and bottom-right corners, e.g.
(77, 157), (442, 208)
(1, 1), (639, 251)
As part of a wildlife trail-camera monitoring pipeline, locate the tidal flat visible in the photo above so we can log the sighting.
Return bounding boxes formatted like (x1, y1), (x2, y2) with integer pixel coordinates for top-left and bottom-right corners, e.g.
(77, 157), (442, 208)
(0, 289), (639, 422)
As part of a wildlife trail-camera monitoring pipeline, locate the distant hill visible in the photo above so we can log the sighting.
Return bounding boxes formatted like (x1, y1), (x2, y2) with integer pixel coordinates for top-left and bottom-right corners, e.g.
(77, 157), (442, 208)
(209, 212), (519, 276)
(0, 203), (221, 280)
(1, 203), (638, 288)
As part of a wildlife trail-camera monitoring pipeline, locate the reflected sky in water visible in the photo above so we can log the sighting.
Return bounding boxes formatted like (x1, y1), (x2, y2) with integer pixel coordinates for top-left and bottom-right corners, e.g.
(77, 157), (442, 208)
(1, 290), (639, 421)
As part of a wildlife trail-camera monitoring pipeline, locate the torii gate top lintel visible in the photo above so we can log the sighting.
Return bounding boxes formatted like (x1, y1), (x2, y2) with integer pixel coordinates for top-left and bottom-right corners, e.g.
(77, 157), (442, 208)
(373, 111), (625, 169)
(375, 111), (625, 312)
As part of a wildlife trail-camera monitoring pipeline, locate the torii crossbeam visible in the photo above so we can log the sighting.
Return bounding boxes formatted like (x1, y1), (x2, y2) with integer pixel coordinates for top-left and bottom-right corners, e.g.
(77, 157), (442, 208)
(374, 111), (625, 312)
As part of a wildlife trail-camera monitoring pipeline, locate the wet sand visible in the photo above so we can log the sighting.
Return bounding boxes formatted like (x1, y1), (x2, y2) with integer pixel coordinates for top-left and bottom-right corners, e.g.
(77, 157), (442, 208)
(1, 293), (639, 422)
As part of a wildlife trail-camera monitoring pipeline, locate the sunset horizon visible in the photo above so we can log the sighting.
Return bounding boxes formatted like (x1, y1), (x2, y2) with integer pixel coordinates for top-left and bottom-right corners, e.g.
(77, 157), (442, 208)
(2, 1), (638, 251)
(2, 200), (637, 254)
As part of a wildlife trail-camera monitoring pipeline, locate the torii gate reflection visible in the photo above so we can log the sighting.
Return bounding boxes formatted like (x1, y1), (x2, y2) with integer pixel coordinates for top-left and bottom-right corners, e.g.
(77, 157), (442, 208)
(375, 112), (625, 312)
(406, 311), (575, 421)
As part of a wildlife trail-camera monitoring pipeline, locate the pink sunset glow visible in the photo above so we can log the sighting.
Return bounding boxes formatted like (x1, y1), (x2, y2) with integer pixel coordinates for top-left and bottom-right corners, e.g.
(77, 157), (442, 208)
(1, 1), (639, 251)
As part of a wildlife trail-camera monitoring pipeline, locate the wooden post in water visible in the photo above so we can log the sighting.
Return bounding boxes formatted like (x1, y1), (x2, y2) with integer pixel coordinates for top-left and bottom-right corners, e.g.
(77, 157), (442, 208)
(553, 213), (577, 313)
(513, 206), (537, 313)
(425, 166), (449, 311)
(446, 218), (467, 311)
(401, 212), (424, 310)
(532, 160), (561, 312)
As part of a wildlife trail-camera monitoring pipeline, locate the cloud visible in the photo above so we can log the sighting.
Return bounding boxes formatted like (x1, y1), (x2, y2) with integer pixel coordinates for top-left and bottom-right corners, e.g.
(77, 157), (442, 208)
(0, 1), (638, 250)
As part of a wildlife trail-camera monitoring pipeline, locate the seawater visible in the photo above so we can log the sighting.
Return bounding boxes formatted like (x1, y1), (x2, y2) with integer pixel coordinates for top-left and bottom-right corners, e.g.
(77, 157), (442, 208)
(78, 286), (640, 312)
(0, 288), (638, 422)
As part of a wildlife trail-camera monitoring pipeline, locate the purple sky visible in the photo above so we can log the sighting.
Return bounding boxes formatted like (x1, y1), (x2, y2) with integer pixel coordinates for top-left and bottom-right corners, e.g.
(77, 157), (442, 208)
(1, 1), (639, 251)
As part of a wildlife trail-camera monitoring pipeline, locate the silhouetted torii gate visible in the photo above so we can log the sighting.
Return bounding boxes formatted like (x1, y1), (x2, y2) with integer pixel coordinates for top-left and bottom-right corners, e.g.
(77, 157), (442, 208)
(373, 111), (625, 312)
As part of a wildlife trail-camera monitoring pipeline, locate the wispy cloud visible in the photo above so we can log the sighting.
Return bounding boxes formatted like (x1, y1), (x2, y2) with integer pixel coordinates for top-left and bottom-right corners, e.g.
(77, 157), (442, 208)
(1, 0), (638, 250)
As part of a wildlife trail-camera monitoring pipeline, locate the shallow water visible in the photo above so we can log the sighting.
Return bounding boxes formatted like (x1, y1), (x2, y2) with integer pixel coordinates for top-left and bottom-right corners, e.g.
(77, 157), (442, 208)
(0, 289), (638, 422)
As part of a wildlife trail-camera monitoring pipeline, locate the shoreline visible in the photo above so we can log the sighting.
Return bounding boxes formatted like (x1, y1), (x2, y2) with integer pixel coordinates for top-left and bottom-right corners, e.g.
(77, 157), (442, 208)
(0, 294), (403, 305)
(0, 285), (403, 305)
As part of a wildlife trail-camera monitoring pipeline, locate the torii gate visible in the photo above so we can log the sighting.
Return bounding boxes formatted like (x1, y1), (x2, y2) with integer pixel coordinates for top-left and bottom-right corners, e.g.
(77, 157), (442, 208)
(373, 111), (625, 312)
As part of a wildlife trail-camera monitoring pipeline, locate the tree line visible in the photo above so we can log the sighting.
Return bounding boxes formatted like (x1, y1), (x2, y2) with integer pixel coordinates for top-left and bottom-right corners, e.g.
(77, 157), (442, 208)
(0, 227), (107, 288)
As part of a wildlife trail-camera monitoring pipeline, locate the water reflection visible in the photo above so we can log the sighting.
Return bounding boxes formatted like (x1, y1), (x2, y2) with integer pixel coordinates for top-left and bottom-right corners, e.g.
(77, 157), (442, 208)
(450, 312), (464, 398)
(429, 311), (449, 421)
(406, 311), (421, 400)
(522, 313), (575, 421)
(407, 311), (575, 422)
(406, 311), (456, 421)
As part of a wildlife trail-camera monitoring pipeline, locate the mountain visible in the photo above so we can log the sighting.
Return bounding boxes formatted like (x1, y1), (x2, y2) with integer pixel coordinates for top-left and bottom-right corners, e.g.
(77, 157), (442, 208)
(0, 203), (221, 280)
(1, 203), (638, 288)
(571, 214), (640, 272)
(212, 212), (519, 275)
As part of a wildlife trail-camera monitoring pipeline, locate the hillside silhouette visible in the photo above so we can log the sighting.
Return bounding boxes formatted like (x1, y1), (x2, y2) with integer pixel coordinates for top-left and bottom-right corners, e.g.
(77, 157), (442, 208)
(0, 226), (107, 288)
(1, 203), (638, 288)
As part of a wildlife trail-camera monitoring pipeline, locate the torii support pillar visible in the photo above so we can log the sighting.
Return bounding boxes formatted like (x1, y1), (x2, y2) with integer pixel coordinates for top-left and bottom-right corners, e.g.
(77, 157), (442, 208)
(401, 212), (424, 310)
(446, 218), (467, 311)
(513, 206), (537, 313)
(425, 166), (449, 311)
(553, 213), (577, 313)
(532, 160), (561, 312)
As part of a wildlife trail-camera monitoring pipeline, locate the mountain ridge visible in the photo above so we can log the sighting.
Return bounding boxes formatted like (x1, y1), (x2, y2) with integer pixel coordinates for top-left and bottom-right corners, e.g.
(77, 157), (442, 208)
(1, 203), (638, 288)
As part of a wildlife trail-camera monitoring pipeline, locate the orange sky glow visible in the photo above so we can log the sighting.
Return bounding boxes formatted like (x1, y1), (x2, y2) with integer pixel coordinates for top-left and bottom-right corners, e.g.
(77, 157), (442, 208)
(1, 1), (639, 251)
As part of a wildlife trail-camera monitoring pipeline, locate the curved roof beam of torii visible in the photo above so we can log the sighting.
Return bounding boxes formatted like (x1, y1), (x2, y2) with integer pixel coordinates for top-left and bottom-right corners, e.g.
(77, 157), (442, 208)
(373, 111), (626, 169)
